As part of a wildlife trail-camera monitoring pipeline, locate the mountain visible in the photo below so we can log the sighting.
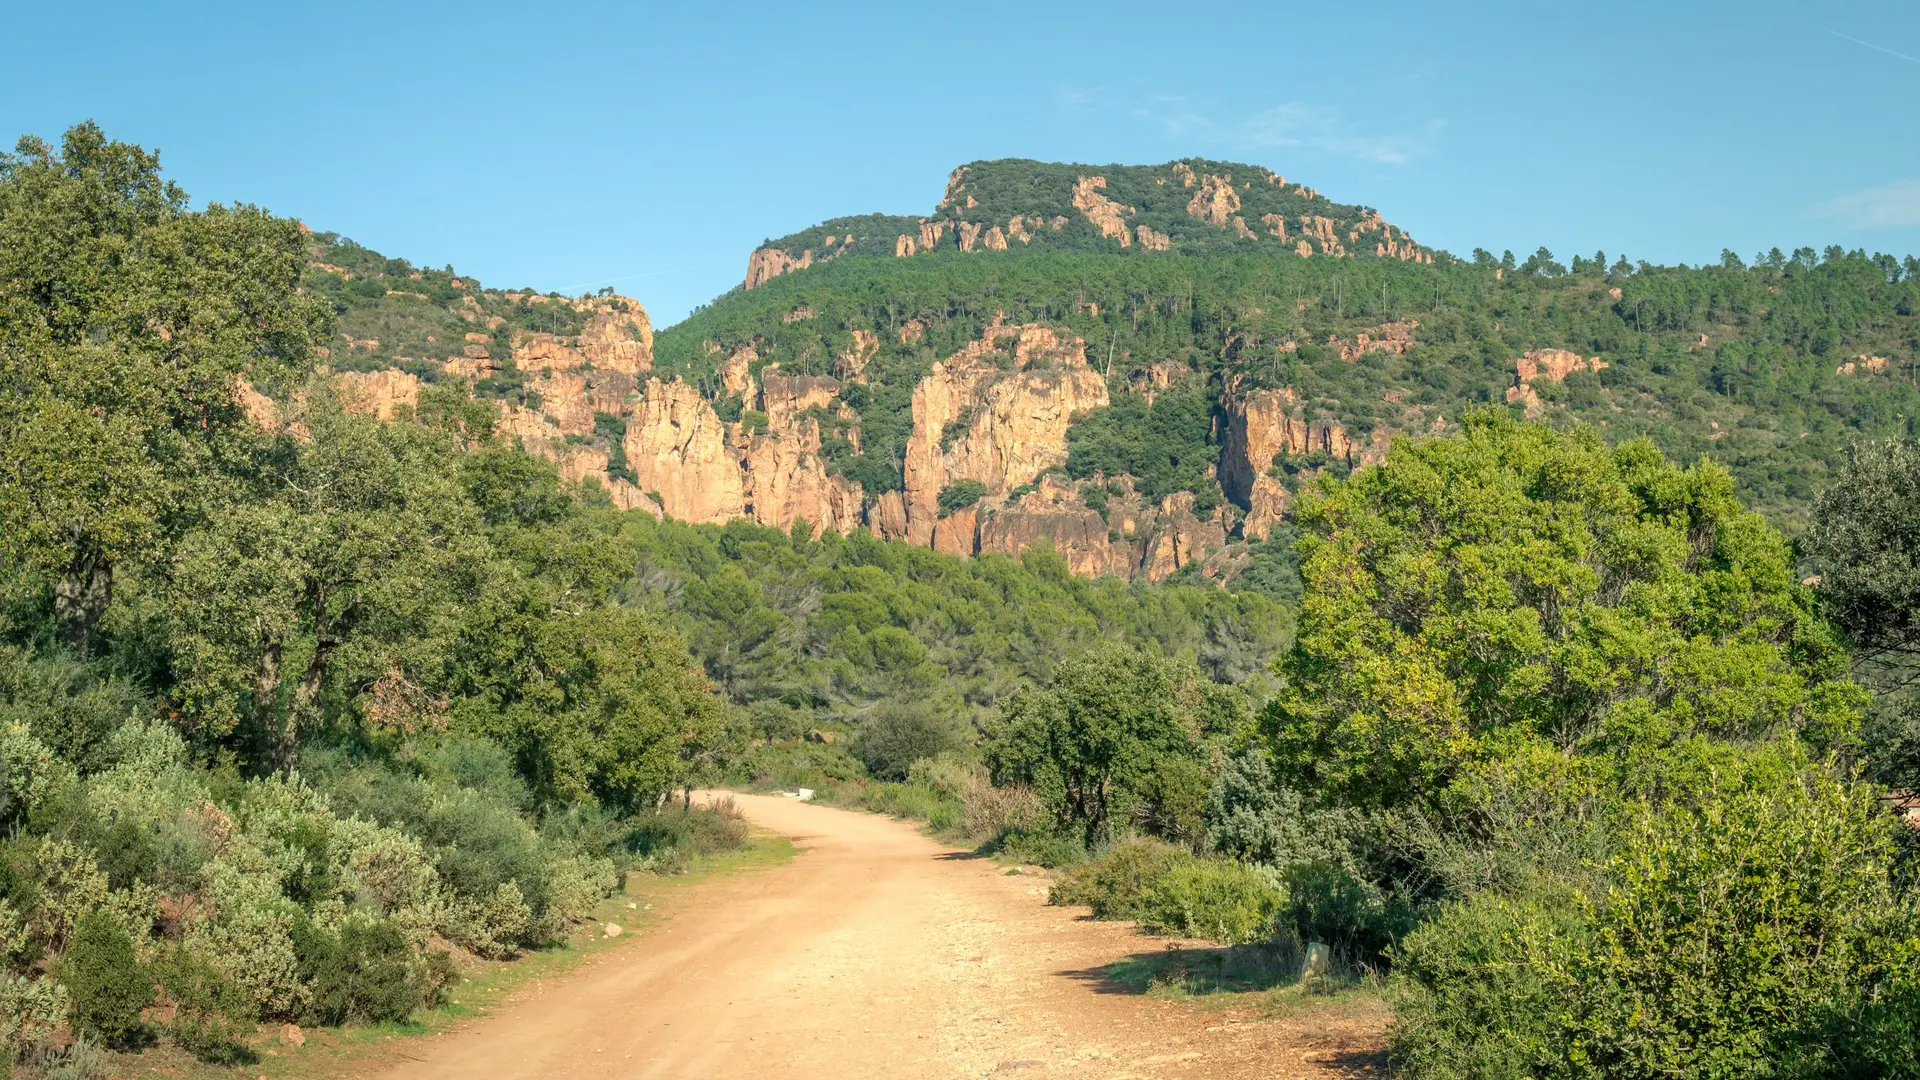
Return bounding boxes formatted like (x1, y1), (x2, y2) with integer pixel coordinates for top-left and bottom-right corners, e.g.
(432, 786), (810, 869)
(302, 158), (1920, 590)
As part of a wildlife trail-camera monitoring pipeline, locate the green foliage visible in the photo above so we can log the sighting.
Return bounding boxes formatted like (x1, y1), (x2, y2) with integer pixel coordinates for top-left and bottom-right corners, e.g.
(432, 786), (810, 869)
(1066, 383), (1222, 509)
(290, 915), (430, 1027)
(987, 646), (1244, 845)
(1389, 766), (1916, 1080)
(850, 703), (959, 781)
(1266, 409), (1861, 815)
(1050, 837), (1185, 920)
(0, 123), (327, 652)
(156, 948), (254, 1063)
(1137, 858), (1285, 945)
(936, 479), (988, 517)
(55, 912), (151, 1049)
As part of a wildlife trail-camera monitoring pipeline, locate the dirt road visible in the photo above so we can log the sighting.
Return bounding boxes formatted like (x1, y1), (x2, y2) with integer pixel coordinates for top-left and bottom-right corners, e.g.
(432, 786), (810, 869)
(369, 793), (1382, 1080)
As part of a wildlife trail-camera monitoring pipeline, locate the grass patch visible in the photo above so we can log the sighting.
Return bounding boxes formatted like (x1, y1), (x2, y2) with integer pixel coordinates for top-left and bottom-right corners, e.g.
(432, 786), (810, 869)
(106, 832), (795, 1079)
(1096, 943), (1379, 1018)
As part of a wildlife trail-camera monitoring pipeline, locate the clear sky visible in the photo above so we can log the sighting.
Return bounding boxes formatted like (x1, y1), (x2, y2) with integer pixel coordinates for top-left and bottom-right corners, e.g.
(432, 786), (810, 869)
(8, 1), (1920, 325)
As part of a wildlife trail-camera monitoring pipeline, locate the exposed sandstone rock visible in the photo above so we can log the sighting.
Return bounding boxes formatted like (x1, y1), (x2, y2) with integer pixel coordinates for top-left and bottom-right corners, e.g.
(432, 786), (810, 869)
(742, 415), (864, 534)
(1300, 216), (1346, 257)
(1328, 320), (1419, 362)
(899, 320), (925, 346)
(1232, 216), (1256, 240)
(895, 234), (915, 257)
(1128, 360), (1189, 405)
(983, 226), (1008, 251)
(745, 247), (812, 290)
(1295, 240), (1312, 258)
(918, 219), (949, 251)
(783, 306), (815, 324)
(624, 379), (745, 522)
(1072, 177), (1133, 246)
(1837, 354), (1889, 376)
(1513, 348), (1606, 385)
(958, 221), (985, 252)
(977, 473), (1129, 578)
(837, 329), (878, 381)
(336, 369), (419, 421)
(713, 346), (753, 403)
(1171, 163), (1196, 187)
(901, 321), (1109, 547)
(870, 489), (909, 542)
(932, 505), (979, 558)
(759, 369), (839, 429)
(1136, 225), (1172, 251)
(1503, 349), (1607, 418)
(1138, 492), (1225, 582)
(1242, 475), (1290, 541)
(1185, 174), (1241, 227)
(238, 381), (279, 430)
(1220, 387), (1371, 504)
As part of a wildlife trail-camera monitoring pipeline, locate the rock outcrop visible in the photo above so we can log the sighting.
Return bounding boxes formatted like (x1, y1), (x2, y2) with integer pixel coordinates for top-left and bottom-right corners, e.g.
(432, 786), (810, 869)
(745, 247), (813, 290)
(336, 369), (420, 421)
(1072, 177), (1133, 246)
(1220, 387), (1386, 504)
(625, 379), (747, 522)
(1503, 349), (1607, 418)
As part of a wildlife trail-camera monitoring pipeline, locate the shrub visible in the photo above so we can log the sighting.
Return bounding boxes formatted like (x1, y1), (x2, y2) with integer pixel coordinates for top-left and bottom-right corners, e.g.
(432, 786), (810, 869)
(990, 828), (1085, 869)
(56, 912), (152, 1048)
(0, 973), (70, 1060)
(1389, 767), (1915, 1079)
(851, 704), (958, 781)
(291, 915), (425, 1026)
(937, 479), (988, 516)
(1050, 838), (1185, 920)
(1139, 858), (1285, 945)
(156, 948), (255, 1063)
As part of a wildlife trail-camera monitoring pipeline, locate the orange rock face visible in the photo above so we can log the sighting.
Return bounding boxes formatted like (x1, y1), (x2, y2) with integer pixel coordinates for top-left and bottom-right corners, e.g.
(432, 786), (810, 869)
(1136, 225), (1172, 251)
(977, 473), (1129, 578)
(1072, 177), (1133, 246)
(1138, 492), (1226, 582)
(745, 247), (812, 289)
(1185, 173), (1241, 228)
(1328, 320), (1420, 362)
(1503, 349), (1607, 419)
(1242, 475), (1291, 541)
(901, 322), (1110, 547)
(336, 369), (420, 421)
(624, 379), (746, 522)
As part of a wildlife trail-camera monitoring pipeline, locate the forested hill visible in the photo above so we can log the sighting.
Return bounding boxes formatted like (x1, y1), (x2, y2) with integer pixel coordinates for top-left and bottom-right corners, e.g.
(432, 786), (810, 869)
(309, 156), (1920, 597)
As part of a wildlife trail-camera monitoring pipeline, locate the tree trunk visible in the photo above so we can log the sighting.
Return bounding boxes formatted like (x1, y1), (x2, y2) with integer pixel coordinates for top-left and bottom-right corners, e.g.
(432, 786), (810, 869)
(53, 544), (112, 656)
(277, 630), (335, 771)
(252, 634), (283, 738)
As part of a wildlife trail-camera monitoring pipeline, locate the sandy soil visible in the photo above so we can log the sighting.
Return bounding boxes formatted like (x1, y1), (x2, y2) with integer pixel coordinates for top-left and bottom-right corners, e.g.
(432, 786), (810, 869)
(367, 792), (1385, 1080)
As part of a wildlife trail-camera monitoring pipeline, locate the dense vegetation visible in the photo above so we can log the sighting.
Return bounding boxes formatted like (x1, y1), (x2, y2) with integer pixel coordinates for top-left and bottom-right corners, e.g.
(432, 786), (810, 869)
(971, 413), (1920, 1077)
(0, 125), (742, 1074)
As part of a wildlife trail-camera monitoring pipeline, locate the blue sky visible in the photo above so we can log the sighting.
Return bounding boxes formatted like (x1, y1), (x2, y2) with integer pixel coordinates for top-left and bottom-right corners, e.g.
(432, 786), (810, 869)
(8, 1), (1920, 325)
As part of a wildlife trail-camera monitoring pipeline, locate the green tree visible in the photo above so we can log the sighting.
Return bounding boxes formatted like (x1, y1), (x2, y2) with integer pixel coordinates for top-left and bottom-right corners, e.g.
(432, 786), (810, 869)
(158, 392), (486, 766)
(1266, 410), (1861, 813)
(0, 123), (325, 653)
(986, 646), (1243, 845)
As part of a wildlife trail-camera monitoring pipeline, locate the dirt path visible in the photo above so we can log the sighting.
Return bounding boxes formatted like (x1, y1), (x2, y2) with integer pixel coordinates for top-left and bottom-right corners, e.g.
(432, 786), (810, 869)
(368, 793), (1383, 1080)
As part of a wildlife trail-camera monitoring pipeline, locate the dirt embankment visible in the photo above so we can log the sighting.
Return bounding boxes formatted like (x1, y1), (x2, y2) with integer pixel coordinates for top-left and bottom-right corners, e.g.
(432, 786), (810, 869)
(365, 793), (1385, 1079)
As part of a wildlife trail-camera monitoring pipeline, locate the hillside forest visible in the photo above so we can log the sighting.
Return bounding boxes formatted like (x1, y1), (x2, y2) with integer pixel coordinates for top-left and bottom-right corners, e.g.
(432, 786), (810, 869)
(2, 123), (1919, 1079)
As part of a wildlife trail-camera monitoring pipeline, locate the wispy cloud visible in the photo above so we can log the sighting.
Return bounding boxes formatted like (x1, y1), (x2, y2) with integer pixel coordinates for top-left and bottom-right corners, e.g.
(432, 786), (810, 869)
(1054, 86), (1099, 113)
(1822, 179), (1920, 228)
(1238, 103), (1440, 166)
(1826, 28), (1920, 67)
(1132, 95), (1214, 136)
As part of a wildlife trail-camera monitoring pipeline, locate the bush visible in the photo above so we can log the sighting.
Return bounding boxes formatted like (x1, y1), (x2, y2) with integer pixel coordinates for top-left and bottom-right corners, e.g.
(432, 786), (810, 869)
(851, 704), (958, 782)
(1389, 767), (1916, 1079)
(1050, 838), (1185, 919)
(937, 479), (988, 516)
(55, 912), (151, 1048)
(291, 915), (426, 1027)
(1139, 858), (1285, 945)
(606, 800), (748, 874)
(990, 828), (1085, 869)
(157, 948), (255, 1063)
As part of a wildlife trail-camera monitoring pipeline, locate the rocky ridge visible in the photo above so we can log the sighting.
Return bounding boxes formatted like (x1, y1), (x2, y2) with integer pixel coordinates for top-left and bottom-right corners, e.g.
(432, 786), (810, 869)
(742, 158), (1435, 290)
